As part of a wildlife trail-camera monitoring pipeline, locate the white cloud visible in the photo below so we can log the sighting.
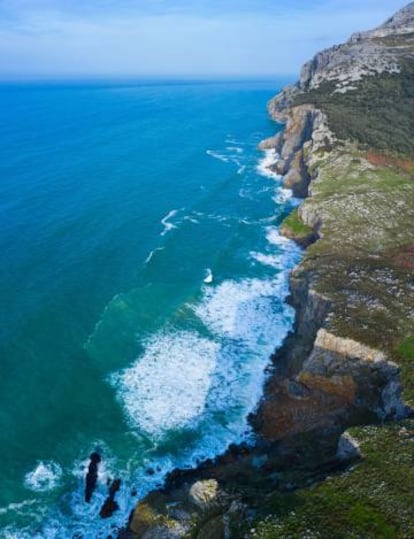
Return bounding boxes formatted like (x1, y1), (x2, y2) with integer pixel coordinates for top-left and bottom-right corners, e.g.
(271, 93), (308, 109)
(0, 0), (407, 78)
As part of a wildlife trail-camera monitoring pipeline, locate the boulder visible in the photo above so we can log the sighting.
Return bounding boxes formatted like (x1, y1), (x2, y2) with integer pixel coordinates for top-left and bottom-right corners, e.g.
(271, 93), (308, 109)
(188, 479), (219, 511)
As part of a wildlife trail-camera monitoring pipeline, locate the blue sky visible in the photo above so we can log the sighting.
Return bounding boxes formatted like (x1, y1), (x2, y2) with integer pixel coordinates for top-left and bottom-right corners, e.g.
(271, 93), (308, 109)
(0, 0), (407, 79)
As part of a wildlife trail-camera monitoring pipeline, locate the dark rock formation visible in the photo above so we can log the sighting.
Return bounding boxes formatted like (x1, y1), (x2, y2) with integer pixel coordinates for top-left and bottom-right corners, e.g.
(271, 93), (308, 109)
(85, 452), (101, 503)
(100, 478), (122, 519)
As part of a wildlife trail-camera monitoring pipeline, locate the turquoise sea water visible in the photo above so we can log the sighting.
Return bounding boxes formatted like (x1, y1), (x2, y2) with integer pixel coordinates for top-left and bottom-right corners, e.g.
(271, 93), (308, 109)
(0, 80), (300, 537)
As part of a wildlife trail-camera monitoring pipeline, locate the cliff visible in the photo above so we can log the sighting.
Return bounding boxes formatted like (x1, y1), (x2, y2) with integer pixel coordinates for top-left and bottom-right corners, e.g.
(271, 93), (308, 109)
(121, 4), (414, 538)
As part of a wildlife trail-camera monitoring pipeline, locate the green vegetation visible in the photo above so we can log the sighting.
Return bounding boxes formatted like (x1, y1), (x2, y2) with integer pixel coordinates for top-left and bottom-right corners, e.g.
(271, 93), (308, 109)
(396, 336), (414, 406)
(294, 144), (414, 356)
(247, 420), (414, 539)
(397, 336), (414, 360)
(293, 63), (414, 154)
(280, 208), (313, 237)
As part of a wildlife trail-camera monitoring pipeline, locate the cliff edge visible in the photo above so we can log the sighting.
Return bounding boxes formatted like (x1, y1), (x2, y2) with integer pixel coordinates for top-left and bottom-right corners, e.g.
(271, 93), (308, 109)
(121, 4), (414, 538)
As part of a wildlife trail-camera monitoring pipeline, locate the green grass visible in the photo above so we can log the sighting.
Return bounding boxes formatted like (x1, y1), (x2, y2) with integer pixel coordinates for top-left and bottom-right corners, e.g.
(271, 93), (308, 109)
(280, 208), (313, 237)
(247, 421), (414, 539)
(397, 336), (414, 360)
(396, 336), (414, 406)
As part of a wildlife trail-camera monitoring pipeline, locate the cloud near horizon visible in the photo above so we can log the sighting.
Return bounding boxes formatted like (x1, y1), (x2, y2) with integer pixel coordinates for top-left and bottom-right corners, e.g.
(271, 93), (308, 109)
(0, 0), (408, 79)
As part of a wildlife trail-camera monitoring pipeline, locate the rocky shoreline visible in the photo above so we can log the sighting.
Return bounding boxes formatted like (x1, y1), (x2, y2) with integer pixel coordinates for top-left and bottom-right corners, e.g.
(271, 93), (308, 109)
(117, 4), (414, 537)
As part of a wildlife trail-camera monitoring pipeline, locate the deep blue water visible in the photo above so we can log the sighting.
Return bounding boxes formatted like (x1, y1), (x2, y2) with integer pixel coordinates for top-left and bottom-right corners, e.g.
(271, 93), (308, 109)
(0, 80), (300, 537)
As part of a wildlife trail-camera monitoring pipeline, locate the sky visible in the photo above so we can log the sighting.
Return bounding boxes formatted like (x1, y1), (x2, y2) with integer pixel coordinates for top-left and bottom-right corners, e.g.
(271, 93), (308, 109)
(0, 0), (408, 79)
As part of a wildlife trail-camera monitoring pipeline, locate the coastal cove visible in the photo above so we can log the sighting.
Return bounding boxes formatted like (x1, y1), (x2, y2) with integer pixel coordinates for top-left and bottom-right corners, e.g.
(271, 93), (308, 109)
(0, 80), (303, 537)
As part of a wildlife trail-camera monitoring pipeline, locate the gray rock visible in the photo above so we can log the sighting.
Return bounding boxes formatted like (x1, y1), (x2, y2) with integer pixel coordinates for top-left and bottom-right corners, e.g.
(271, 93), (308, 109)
(336, 432), (361, 461)
(188, 479), (219, 511)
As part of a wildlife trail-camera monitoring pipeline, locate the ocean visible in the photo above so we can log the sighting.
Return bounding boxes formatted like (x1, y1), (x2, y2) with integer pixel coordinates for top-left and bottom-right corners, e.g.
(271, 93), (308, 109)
(0, 79), (301, 538)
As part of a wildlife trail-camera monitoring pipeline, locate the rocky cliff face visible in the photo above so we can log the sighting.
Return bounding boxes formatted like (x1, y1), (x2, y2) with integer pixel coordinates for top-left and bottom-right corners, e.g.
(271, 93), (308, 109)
(257, 3), (414, 450)
(123, 5), (414, 537)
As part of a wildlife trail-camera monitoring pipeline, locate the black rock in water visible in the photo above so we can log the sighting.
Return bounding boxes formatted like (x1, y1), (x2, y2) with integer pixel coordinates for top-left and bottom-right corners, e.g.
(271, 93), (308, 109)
(100, 478), (122, 519)
(85, 452), (101, 503)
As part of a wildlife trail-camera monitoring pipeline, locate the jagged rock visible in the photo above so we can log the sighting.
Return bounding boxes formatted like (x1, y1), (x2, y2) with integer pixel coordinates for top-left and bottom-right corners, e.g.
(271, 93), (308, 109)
(282, 148), (310, 197)
(351, 2), (414, 41)
(85, 452), (101, 503)
(258, 132), (283, 152)
(100, 478), (121, 518)
(188, 479), (219, 511)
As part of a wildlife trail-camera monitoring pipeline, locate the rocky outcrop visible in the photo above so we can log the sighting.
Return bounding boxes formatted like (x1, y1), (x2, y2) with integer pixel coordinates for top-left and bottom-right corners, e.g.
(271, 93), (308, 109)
(125, 5), (414, 537)
(188, 480), (219, 511)
(100, 478), (122, 519)
(351, 1), (414, 41)
(267, 2), (414, 98)
(85, 452), (101, 503)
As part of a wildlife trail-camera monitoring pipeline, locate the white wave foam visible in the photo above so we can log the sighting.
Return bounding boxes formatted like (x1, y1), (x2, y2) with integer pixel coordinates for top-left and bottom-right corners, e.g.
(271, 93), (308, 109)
(160, 209), (179, 236)
(225, 136), (242, 145)
(203, 269), (214, 284)
(206, 150), (229, 163)
(226, 146), (244, 154)
(266, 225), (292, 247)
(273, 187), (293, 204)
(257, 149), (279, 178)
(144, 247), (164, 265)
(0, 500), (36, 517)
(195, 277), (289, 349)
(24, 461), (62, 493)
(183, 215), (200, 224)
(250, 251), (281, 268)
(112, 332), (219, 436)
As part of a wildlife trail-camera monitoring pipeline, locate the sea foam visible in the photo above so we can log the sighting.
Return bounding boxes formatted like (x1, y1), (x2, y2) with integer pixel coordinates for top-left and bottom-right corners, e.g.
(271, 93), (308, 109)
(24, 462), (62, 493)
(256, 149), (279, 178)
(112, 332), (219, 436)
(160, 209), (179, 236)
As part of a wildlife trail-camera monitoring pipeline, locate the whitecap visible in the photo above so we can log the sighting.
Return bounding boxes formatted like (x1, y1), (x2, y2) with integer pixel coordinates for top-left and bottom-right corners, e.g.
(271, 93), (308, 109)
(206, 150), (229, 163)
(183, 215), (200, 224)
(226, 146), (244, 154)
(24, 462), (62, 493)
(0, 500), (36, 517)
(160, 209), (179, 236)
(250, 251), (282, 268)
(112, 332), (219, 436)
(203, 269), (214, 284)
(144, 247), (164, 265)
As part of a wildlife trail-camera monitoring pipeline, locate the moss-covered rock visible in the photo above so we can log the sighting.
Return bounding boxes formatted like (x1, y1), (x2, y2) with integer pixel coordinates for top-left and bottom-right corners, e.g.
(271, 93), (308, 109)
(280, 208), (316, 247)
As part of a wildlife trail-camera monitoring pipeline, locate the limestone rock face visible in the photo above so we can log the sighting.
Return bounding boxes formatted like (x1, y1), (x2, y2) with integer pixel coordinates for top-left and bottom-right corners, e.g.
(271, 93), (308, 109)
(267, 83), (300, 122)
(299, 40), (400, 92)
(188, 479), (219, 511)
(336, 432), (361, 461)
(351, 2), (414, 41)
